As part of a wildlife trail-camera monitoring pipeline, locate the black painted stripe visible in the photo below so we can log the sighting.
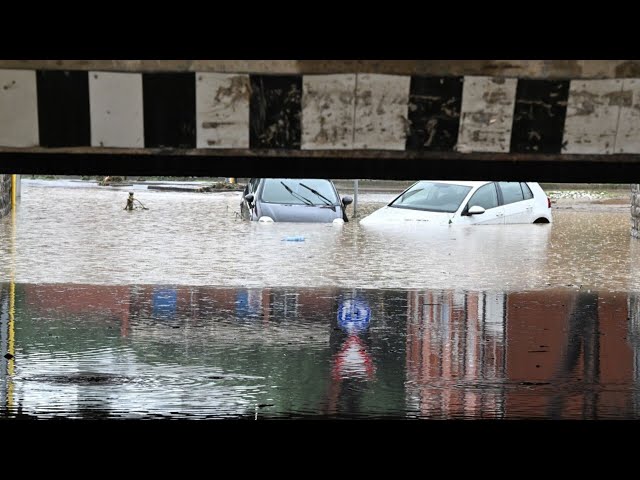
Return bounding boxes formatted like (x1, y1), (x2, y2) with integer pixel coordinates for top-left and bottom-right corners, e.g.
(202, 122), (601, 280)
(3, 151), (640, 183)
(143, 73), (196, 148)
(36, 71), (90, 147)
(249, 75), (302, 149)
(405, 76), (463, 151)
(510, 79), (570, 154)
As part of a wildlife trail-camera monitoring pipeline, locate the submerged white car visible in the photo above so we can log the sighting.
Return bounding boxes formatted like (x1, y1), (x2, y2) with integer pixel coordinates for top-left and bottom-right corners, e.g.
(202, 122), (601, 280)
(359, 181), (552, 226)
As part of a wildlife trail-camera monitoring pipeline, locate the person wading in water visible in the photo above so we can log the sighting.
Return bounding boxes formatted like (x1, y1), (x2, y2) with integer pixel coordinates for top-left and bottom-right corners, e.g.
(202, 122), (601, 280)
(124, 192), (148, 211)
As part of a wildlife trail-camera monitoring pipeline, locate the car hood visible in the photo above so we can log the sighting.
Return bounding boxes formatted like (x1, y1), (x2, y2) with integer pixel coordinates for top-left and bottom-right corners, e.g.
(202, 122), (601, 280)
(259, 203), (342, 223)
(359, 206), (454, 226)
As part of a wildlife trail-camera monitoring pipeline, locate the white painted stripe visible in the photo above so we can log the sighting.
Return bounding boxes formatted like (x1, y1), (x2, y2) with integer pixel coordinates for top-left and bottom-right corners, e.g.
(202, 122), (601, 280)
(0, 69), (39, 147)
(89, 71), (144, 148)
(196, 73), (250, 149)
(353, 74), (410, 150)
(563, 79), (623, 154)
(301, 74), (356, 149)
(456, 76), (517, 153)
(614, 79), (640, 154)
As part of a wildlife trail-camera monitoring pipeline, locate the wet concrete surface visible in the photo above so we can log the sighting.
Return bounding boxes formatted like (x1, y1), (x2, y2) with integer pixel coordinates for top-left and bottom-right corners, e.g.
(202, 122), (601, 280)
(0, 180), (639, 419)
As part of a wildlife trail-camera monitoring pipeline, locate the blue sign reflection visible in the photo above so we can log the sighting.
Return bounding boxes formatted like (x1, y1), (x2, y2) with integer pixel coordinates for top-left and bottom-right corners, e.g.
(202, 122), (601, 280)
(337, 298), (371, 333)
(153, 288), (177, 319)
(235, 289), (262, 321)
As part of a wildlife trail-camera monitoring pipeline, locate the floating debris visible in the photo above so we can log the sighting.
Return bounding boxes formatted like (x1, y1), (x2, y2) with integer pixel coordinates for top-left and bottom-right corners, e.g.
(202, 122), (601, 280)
(547, 190), (608, 200)
(197, 182), (245, 192)
(23, 372), (130, 385)
(282, 236), (305, 242)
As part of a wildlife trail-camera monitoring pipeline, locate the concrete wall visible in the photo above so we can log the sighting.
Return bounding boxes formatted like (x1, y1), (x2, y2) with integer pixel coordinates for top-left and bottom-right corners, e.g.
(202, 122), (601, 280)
(2, 60), (640, 79)
(0, 174), (11, 218)
(633, 184), (640, 239)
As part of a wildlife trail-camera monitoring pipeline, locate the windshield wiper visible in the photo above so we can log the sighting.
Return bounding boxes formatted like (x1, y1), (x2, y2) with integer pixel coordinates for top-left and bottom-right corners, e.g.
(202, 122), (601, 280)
(280, 181), (313, 206)
(299, 183), (333, 206)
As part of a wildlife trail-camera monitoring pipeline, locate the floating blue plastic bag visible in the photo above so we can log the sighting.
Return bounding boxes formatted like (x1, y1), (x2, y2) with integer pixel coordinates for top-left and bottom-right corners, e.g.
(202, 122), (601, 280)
(282, 236), (305, 242)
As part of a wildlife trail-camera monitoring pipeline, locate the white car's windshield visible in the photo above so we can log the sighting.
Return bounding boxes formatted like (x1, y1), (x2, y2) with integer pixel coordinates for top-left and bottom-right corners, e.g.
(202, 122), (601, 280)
(389, 182), (472, 213)
(261, 179), (339, 205)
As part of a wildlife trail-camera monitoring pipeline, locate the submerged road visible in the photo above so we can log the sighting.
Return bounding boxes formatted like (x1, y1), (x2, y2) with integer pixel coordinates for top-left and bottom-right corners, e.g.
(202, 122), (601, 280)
(0, 180), (638, 419)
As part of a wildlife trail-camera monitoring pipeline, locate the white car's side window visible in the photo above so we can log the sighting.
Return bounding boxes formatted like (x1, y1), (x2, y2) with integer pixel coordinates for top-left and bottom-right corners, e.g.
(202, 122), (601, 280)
(521, 182), (534, 200)
(499, 182), (525, 205)
(468, 183), (499, 210)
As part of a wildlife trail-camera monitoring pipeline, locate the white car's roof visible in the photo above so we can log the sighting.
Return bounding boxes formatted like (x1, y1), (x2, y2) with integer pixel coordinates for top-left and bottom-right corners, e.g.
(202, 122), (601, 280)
(417, 180), (492, 188)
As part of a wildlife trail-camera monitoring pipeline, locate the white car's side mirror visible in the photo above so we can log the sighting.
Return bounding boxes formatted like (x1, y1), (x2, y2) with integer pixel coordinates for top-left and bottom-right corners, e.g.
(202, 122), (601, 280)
(468, 205), (486, 215)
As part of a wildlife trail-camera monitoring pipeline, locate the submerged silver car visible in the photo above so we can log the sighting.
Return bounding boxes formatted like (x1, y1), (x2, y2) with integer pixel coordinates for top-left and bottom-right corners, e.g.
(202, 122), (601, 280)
(240, 178), (353, 223)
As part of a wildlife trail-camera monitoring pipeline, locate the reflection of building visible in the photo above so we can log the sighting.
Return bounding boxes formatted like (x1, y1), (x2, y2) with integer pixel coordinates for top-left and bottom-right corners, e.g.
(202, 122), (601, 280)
(8, 282), (640, 419)
(21, 284), (338, 345)
(23, 283), (131, 336)
(405, 288), (635, 419)
(507, 290), (633, 419)
(12, 283), (346, 417)
(405, 290), (506, 419)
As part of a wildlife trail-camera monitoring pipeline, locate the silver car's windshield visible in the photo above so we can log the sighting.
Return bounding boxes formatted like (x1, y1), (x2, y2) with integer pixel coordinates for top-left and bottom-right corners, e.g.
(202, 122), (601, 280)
(261, 179), (339, 205)
(389, 182), (472, 213)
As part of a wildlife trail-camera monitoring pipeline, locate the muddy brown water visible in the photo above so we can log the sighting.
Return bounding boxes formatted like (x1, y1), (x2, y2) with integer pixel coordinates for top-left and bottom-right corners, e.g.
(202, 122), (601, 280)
(0, 180), (639, 419)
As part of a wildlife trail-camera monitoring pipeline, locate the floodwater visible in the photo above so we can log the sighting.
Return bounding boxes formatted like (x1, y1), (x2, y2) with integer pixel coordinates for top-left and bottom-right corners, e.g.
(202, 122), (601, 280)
(1, 179), (639, 419)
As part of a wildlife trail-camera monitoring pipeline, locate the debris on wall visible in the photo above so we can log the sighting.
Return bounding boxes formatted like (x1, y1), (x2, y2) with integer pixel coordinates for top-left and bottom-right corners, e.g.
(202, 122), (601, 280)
(0, 174), (11, 218)
(633, 184), (640, 239)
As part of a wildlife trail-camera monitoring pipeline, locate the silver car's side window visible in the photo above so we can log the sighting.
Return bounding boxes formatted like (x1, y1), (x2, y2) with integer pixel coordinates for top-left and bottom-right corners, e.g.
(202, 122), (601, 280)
(468, 183), (499, 210)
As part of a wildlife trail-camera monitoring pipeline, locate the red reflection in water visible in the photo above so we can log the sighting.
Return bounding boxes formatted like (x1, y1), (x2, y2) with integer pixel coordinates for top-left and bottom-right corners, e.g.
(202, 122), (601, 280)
(332, 335), (375, 381)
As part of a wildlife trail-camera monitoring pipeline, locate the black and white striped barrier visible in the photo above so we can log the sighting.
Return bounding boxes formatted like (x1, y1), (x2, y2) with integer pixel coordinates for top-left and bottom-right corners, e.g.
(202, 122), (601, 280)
(2, 69), (640, 155)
